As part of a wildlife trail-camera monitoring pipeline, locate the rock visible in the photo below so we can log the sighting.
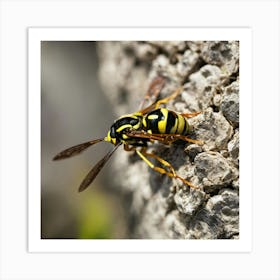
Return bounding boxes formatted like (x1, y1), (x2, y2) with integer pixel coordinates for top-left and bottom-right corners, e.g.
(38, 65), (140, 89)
(194, 152), (238, 192)
(181, 65), (223, 111)
(173, 188), (207, 215)
(176, 49), (200, 79)
(200, 41), (239, 75)
(228, 129), (239, 166)
(150, 54), (182, 92)
(134, 192), (170, 239)
(163, 211), (188, 239)
(187, 209), (224, 239)
(213, 92), (222, 107)
(220, 81), (239, 127)
(122, 41), (158, 62)
(97, 40), (239, 239)
(186, 41), (204, 52)
(184, 144), (203, 162)
(148, 41), (188, 55)
(206, 189), (239, 238)
(97, 41), (149, 116)
(232, 178), (239, 190)
(190, 108), (233, 151)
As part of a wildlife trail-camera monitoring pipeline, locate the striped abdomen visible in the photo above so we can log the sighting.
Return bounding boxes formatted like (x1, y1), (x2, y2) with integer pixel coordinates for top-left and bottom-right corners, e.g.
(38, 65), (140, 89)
(143, 108), (191, 135)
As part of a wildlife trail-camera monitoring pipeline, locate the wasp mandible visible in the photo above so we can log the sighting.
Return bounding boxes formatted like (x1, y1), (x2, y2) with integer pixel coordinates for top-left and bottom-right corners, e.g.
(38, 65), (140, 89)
(53, 77), (202, 192)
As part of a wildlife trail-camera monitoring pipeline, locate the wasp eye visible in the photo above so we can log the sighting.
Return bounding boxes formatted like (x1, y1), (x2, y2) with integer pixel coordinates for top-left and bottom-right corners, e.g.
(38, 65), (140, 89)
(110, 126), (116, 138)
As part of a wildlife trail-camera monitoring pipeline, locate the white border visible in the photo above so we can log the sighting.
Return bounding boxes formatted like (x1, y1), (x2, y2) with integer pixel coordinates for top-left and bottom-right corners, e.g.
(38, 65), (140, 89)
(28, 28), (252, 252)
(1, 1), (279, 279)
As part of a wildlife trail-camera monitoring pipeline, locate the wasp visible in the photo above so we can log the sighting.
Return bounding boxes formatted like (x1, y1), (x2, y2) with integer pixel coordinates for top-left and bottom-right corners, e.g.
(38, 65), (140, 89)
(53, 77), (202, 192)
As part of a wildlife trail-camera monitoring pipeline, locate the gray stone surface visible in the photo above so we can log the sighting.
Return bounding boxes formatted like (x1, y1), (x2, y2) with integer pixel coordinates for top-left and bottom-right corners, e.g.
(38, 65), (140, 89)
(194, 152), (238, 192)
(173, 188), (208, 215)
(220, 81), (240, 127)
(228, 129), (239, 166)
(200, 41), (239, 75)
(205, 189), (239, 238)
(97, 41), (239, 239)
(190, 108), (233, 151)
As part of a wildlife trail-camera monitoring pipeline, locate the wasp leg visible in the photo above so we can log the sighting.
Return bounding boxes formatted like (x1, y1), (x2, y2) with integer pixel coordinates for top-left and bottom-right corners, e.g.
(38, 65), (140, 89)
(172, 135), (203, 145)
(138, 86), (184, 115)
(140, 148), (176, 177)
(139, 76), (166, 111)
(135, 149), (198, 189)
(124, 144), (138, 151)
(125, 131), (204, 146)
(124, 144), (132, 151)
(181, 111), (201, 118)
(154, 86), (183, 109)
(155, 134), (204, 146)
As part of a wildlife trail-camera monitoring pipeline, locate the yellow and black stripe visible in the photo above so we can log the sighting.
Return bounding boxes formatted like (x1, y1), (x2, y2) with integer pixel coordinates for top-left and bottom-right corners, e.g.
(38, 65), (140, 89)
(142, 108), (190, 135)
(106, 113), (144, 145)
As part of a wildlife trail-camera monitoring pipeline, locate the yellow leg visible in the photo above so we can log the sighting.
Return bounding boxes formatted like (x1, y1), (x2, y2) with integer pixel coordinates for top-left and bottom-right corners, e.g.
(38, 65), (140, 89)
(136, 149), (198, 189)
(152, 134), (204, 145)
(177, 136), (204, 145)
(181, 111), (201, 118)
(154, 86), (183, 109)
(124, 144), (135, 151)
(141, 149), (177, 177)
(139, 86), (183, 115)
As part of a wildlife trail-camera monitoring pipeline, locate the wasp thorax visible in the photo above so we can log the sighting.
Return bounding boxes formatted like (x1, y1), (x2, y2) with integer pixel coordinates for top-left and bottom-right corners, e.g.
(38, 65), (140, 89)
(106, 113), (143, 145)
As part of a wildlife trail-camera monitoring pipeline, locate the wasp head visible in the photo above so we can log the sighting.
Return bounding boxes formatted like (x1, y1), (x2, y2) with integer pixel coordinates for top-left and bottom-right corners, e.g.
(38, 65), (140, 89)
(105, 113), (143, 145)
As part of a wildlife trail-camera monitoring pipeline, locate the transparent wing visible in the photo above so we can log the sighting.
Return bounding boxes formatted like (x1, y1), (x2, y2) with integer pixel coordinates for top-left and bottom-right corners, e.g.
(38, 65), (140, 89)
(78, 143), (121, 192)
(53, 138), (104, 160)
(138, 76), (166, 111)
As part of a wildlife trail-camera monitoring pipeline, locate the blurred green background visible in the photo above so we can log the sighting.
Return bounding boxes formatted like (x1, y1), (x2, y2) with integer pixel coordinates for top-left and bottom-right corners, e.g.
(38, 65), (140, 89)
(41, 41), (127, 239)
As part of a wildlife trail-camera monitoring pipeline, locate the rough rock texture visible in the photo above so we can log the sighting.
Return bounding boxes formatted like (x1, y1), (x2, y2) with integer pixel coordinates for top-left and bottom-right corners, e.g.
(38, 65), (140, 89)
(97, 41), (239, 239)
